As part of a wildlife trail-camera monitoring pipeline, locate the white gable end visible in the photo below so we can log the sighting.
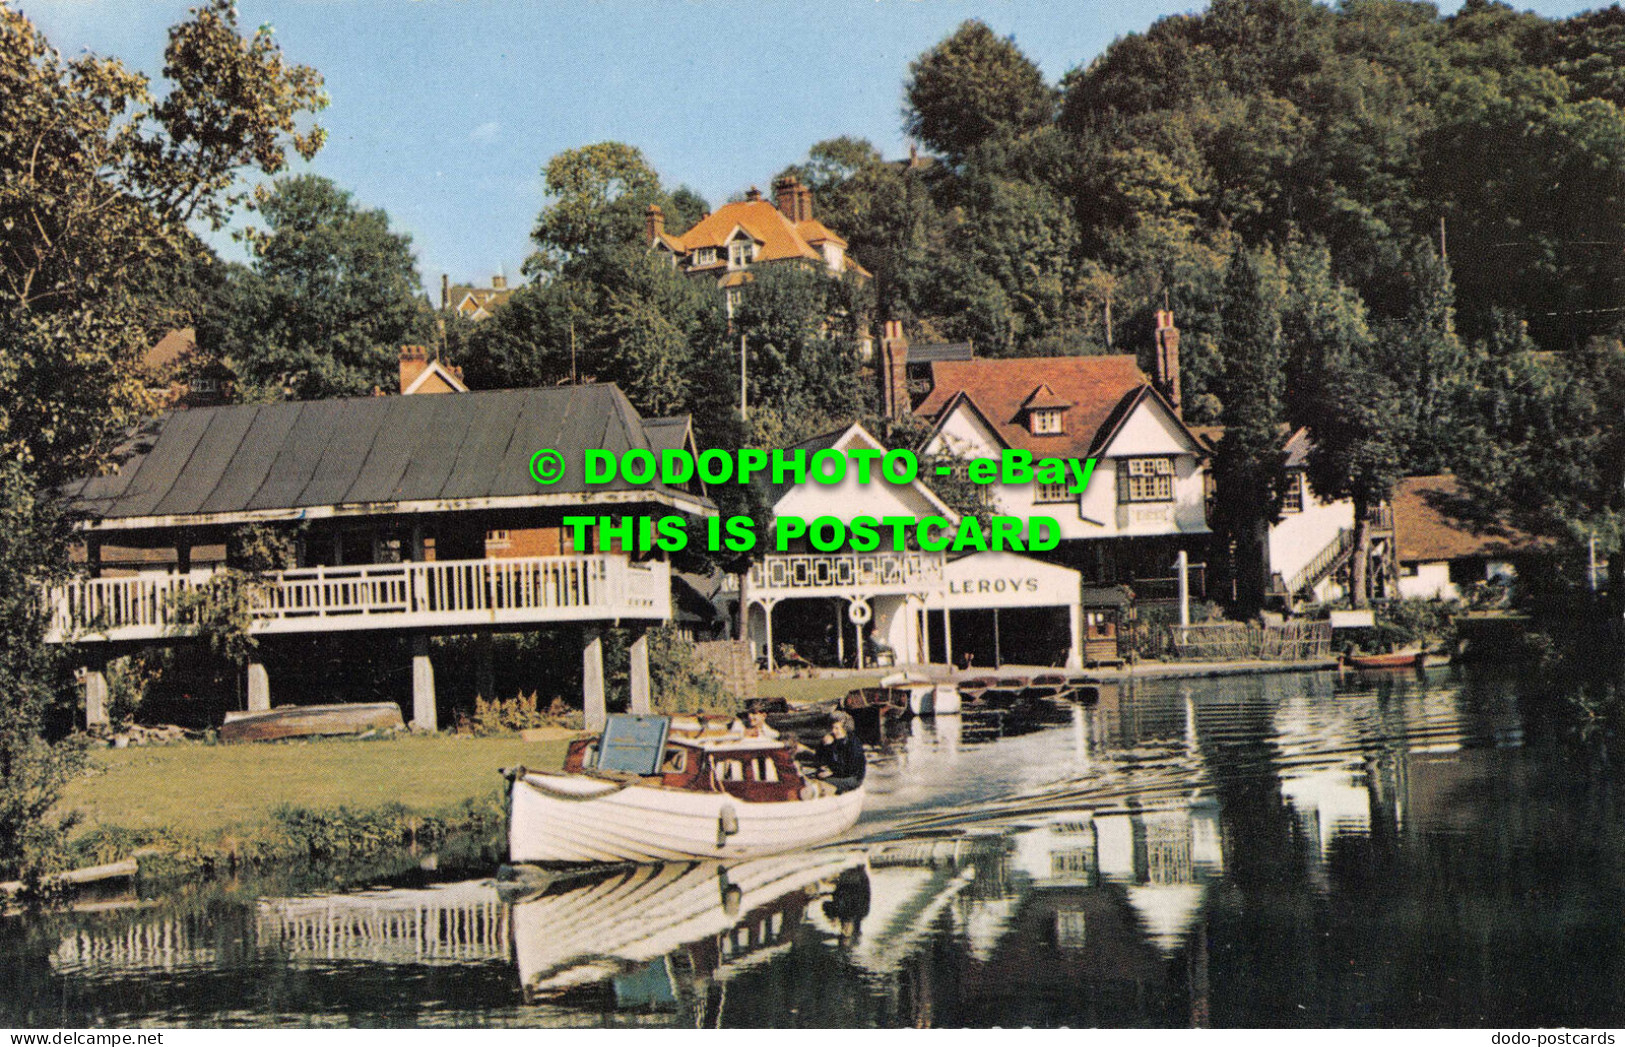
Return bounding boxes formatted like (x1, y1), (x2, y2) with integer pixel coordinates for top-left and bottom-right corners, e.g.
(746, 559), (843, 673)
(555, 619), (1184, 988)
(774, 424), (958, 524)
(1098, 395), (1200, 458)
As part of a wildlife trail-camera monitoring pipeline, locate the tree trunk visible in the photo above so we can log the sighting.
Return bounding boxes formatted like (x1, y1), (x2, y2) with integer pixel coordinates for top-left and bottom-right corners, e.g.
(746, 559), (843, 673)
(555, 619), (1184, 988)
(1349, 496), (1372, 610)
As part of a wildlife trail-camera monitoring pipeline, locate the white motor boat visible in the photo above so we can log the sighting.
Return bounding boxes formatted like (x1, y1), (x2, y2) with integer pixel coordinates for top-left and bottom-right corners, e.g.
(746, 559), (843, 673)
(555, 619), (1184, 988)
(505, 714), (865, 865)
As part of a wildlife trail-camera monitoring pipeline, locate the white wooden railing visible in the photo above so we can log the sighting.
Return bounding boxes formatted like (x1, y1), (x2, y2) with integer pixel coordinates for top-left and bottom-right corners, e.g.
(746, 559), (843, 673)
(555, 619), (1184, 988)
(748, 551), (944, 596)
(44, 555), (671, 643)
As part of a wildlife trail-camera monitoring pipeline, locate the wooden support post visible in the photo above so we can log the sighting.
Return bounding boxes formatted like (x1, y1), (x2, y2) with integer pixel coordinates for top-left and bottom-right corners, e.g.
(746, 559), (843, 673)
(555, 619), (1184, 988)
(628, 628), (652, 715)
(582, 626), (606, 731)
(762, 603), (776, 672)
(247, 660), (271, 712)
(82, 667), (109, 728)
(1067, 603), (1083, 670)
(411, 635), (437, 731)
(835, 600), (846, 666)
(475, 632), (495, 701)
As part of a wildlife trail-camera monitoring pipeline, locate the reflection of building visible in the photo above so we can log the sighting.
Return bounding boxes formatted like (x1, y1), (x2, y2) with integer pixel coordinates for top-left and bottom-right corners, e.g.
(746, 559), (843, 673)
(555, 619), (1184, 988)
(256, 881), (509, 963)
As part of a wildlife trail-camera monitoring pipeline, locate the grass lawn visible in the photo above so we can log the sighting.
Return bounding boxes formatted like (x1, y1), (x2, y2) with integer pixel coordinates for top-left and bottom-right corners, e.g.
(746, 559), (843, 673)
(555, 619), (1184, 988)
(59, 733), (574, 840)
(754, 674), (882, 706)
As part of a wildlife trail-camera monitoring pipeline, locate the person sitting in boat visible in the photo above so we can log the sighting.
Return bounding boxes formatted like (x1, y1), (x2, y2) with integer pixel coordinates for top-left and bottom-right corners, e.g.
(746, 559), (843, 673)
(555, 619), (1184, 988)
(814, 711), (866, 794)
(729, 706), (781, 741)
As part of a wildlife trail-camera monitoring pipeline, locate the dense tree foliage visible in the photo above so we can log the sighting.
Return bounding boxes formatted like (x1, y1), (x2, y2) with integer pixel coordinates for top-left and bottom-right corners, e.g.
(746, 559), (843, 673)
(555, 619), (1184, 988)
(0, 0), (325, 878)
(204, 174), (429, 399)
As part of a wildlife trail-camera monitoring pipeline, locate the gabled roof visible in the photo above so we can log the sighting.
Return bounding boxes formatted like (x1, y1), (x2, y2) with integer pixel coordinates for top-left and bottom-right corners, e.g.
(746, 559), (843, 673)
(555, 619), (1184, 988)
(794, 218), (847, 249)
(1392, 475), (1543, 563)
(672, 200), (823, 264)
(142, 328), (197, 375)
(1020, 384), (1073, 411)
(62, 384), (712, 531)
(766, 422), (957, 520)
(402, 358), (469, 395)
(915, 355), (1155, 459)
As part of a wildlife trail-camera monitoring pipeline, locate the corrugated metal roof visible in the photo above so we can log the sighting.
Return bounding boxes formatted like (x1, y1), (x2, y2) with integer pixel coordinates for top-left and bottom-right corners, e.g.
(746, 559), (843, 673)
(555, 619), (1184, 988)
(63, 384), (709, 527)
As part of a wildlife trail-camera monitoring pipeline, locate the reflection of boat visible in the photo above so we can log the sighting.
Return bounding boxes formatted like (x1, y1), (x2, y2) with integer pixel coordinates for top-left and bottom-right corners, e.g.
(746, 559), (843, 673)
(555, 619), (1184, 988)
(879, 671), (963, 717)
(506, 714), (865, 864)
(510, 852), (863, 999)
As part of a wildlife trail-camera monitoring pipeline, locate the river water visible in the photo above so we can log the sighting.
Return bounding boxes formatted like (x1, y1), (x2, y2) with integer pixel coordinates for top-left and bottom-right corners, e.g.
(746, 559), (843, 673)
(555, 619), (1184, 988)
(5, 666), (1624, 1028)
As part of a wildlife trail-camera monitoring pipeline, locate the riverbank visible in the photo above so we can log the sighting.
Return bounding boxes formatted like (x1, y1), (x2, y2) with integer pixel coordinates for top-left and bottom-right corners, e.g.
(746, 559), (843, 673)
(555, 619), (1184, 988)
(54, 732), (574, 877)
(754, 657), (1340, 707)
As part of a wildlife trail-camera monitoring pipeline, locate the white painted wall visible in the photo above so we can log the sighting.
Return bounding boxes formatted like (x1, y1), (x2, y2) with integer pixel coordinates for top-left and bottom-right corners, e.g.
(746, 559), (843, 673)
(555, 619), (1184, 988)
(1398, 561), (1456, 600)
(923, 395), (1210, 541)
(1267, 474), (1355, 590)
(775, 427), (952, 526)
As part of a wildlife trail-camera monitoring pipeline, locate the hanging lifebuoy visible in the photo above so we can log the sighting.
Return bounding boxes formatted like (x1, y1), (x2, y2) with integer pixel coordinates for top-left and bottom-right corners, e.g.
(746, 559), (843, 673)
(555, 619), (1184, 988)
(847, 601), (872, 625)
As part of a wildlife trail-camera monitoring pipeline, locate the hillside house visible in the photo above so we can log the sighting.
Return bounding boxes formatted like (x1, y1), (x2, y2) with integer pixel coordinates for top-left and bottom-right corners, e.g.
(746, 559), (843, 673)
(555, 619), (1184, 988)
(440, 274), (513, 320)
(49, 382), (713, 731)
(647, 175), (869, 316)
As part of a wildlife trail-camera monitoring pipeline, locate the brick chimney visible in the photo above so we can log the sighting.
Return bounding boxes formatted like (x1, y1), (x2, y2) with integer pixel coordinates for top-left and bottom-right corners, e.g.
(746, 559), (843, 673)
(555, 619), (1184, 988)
(774, 175), (797, 218)
(645, 204), (664, 244)
(745, 186), (762, 202)
(1154, 310), (1181, 416)
(492, 273), (506, 292)
(880, 320), (910, 418)
(773, 175), (814, 223)
(399, 345), (429, 394)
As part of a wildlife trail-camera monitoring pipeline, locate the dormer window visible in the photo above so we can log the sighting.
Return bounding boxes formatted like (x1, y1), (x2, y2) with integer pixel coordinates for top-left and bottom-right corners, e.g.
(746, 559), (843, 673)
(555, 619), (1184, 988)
(693, 247), (716, 267)
(1020, 384), (1072, 435)
(729, 239), (754, 270)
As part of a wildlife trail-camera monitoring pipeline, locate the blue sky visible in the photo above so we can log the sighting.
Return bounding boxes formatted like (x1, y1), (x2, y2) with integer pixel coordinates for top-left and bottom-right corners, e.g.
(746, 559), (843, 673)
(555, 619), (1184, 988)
(19, 0), (1602, 298)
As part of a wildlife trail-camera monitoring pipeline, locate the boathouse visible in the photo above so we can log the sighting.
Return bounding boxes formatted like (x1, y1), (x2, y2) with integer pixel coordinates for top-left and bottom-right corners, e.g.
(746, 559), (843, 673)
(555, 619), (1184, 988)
(46, 383), (714, 730)
(739, 422), (1085, 670)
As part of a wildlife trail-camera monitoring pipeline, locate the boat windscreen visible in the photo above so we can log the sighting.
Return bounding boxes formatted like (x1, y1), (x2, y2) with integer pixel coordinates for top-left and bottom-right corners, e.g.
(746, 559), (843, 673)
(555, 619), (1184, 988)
(597, 714), (671, 775)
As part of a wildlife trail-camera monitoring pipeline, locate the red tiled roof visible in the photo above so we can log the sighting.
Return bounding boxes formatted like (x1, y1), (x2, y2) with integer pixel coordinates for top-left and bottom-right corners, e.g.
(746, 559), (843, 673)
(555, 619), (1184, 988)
(915, 355), (1153, 458)
(794, 218), (847, 249)
(1393, 475), (1543, 562)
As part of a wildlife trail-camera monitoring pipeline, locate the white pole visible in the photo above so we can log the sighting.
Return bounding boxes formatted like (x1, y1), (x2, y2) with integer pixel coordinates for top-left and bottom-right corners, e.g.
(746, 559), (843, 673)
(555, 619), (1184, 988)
(740, 333), (748, 421)
(1589, 531), (1598, 593)
(1177, 549), (1190, 628)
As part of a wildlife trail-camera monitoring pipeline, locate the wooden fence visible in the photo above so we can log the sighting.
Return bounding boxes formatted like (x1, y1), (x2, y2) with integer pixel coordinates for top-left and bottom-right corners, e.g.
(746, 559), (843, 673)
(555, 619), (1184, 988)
(1166, 621), (1332, 662)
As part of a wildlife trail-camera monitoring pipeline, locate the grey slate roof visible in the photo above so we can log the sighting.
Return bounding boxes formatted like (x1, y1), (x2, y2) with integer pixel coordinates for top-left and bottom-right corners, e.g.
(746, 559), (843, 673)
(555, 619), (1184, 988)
(63, 383), (711, 527)
(906, 342), (973, 365)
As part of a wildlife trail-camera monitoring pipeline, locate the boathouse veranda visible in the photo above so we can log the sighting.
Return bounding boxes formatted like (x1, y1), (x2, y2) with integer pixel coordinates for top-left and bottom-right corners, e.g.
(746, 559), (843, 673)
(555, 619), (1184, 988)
(44, 384), (714, 731)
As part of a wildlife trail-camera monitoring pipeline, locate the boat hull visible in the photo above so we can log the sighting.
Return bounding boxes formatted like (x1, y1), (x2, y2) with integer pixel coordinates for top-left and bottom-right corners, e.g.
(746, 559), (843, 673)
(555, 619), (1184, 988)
(508, 771), (865, 864)
(1346, 651), (1425, 669)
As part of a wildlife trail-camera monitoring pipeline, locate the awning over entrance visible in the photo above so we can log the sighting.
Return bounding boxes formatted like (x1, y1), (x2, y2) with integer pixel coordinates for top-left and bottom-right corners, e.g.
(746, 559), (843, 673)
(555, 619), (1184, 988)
(925, 552), (1083, 611)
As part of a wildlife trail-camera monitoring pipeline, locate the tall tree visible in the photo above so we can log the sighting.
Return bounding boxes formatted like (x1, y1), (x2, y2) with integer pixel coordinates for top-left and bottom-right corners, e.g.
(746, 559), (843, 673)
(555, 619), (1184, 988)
(0, 0), (325, 878)
(205, 174), (429, 400)
(1210, 248), (1289, 616)
(525, 142), (671, 278)
(904, 20), (1055, 166)
(1281, 243), (1404, 609)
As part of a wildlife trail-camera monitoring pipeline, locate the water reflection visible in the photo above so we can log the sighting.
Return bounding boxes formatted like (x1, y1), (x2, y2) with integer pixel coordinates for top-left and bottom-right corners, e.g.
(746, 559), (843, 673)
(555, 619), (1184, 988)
(9, 667), (1625, 1027)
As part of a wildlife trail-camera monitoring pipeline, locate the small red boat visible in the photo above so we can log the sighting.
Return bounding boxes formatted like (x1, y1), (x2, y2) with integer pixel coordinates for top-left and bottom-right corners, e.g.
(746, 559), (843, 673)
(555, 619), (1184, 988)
(1344, 649), (1425, 670)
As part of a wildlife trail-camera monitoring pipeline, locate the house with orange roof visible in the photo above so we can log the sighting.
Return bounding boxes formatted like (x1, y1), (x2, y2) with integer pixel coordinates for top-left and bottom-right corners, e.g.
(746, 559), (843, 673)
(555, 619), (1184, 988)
(913, 312), (1212, 596)
(646, 175), (869, 315)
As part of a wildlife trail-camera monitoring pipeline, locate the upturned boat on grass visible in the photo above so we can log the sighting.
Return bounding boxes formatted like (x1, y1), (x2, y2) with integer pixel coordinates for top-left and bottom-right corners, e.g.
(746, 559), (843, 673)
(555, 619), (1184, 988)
(504, 714), (865, 865)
